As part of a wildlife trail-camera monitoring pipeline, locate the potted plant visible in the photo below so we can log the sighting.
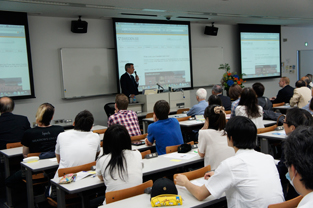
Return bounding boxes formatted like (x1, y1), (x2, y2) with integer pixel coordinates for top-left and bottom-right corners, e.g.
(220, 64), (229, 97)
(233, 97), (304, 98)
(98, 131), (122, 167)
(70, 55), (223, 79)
(219, 63), (245, 95)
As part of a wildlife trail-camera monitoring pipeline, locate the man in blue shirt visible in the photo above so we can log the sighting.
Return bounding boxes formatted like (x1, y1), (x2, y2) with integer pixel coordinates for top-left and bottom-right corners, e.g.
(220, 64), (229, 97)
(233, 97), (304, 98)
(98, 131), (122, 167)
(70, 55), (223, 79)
(187, 88), (208, 117)
(145, 100), (184, 155)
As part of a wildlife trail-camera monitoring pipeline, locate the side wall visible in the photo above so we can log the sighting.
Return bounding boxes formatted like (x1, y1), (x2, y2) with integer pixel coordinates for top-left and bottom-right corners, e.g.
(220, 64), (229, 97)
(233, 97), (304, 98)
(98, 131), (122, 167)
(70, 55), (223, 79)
(12, 16), (313, 124)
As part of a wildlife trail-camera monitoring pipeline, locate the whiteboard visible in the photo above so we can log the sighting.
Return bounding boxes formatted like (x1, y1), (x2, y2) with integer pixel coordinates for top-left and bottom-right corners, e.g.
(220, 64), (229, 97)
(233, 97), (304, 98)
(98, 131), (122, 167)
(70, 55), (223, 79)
(298, 50), (313, 79)
(60, 48), (117, 99)
(192, 47), (224, 87)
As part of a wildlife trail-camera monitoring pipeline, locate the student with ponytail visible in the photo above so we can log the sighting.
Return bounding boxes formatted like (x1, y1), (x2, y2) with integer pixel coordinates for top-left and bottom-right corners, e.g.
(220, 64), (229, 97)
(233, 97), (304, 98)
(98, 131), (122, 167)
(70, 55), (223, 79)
(198, 104), (235, 169)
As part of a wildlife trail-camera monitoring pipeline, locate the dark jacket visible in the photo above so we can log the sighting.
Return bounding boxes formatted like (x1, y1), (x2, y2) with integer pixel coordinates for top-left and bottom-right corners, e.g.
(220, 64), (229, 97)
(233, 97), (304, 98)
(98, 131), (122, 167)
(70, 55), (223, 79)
(0, 112), (30, 150)
(272, 85), (294, 104)
(218, 94), (231, 111)
(120, 72), (139, 98)
(257, 96), (273, 111)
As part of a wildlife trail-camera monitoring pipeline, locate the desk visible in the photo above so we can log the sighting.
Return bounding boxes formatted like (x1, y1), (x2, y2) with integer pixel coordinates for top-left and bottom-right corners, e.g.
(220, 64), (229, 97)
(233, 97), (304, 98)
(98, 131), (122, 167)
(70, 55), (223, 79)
(142, 114), (188, 133)
(21, 158), (59, 208)
(100, 180), (226, 208)
(51, 150), (203, 208)
(0, 147), (23, 207)
(257, 130), (286, 154)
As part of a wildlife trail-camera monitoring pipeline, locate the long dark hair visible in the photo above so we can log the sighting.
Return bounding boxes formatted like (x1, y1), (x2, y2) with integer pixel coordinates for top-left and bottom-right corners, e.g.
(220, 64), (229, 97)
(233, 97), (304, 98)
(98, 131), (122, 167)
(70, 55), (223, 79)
(101, 124), (132, 181)
(238, 87), (261, 118)
(204, 104), (226, 131)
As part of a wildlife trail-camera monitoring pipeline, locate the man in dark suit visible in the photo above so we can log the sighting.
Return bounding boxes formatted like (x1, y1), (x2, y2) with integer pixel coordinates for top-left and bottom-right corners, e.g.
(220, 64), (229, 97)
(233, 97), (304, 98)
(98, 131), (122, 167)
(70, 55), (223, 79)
(212, 84), (231, 110)
(0, 97), (30, 150)
(271, 77), (294, 104)
(120, 63), (139, 98)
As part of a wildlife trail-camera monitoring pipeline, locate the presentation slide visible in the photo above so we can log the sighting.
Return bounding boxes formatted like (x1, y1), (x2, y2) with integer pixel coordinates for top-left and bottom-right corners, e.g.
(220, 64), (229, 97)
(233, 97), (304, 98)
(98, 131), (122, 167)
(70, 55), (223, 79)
(114, 20), (192, 92)
(0, 24), (32, 97)
(240, 32), (280, 79)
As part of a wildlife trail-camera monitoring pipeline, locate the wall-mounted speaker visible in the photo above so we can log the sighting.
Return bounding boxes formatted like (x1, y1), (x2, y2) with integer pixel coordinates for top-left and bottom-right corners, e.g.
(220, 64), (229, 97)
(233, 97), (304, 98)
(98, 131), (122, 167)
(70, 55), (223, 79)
(204, 26), (218, 36)
(71, 16), (88, 33)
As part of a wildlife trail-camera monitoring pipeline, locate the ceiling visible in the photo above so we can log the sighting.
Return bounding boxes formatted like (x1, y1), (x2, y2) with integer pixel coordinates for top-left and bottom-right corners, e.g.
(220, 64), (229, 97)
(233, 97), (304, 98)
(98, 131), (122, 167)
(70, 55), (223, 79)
(2, 0), (313, 26)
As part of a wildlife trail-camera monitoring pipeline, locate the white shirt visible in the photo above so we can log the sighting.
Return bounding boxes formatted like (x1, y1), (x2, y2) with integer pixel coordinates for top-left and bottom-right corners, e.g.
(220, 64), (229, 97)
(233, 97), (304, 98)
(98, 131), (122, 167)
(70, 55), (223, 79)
(55, 129), (100, 173)
(298, 191), (313, 208)
(96, 150), (143, 204)
(205, 149), (284, 208)
(235, 105), (264, 128)
(198, 129), (235, 169)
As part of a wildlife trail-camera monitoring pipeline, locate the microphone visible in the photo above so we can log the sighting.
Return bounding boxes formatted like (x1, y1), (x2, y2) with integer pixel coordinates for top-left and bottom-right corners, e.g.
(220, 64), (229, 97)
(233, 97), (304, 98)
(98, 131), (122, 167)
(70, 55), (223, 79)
(156, 83), (164, 90)
(180, 89), (185, 98)
(134, 71), (137, 76)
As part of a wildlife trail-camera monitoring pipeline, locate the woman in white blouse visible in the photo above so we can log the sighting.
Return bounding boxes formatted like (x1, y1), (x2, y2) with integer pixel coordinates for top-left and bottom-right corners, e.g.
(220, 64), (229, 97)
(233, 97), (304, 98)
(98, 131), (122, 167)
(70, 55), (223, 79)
(198, 105), (235, 169)
(235, 87), (264, 129)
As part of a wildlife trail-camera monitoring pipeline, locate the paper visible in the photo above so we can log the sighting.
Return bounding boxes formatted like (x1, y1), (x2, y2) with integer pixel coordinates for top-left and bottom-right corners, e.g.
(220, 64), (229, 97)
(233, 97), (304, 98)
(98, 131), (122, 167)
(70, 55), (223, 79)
(191, 178), (207, 186)
(170, 159), (181, 162)
(164, 153), (197, 160)
(49, 158), (57, 162)
(75, 171), (96, 181)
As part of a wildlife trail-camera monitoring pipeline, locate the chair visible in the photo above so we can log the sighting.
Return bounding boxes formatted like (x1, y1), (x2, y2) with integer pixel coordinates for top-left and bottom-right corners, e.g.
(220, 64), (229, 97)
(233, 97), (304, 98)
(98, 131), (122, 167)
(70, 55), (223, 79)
(106, 180), (153, 204)
(58, 161), (96, 177)
(104, 102), (116, 118)
(27, 153), (41, 157)
(273, 102), (285, 107)
(146, 112), (154, 118)
(100, 141), (103, 147)
(6, 142), (22, 149)
(176, 116), (191, 122)
(267, 195), (303, 208)
(140, 150), (151, 159)
(225, 110), (231, 114)
(47, 161), (97, 207)
(176, 108), (190, 114)
(131, 133), (148, 142)
(257, 114), (285, 134)
(173, 165), (211, 184)
(92, 128), (107, 134)
(165, 141), (194, 154)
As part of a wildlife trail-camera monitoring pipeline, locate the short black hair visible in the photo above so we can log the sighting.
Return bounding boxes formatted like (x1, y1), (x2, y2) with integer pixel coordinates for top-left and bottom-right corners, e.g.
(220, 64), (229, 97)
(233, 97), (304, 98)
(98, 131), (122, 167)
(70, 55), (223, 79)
(310, 98), (313, 111)
(153, 100), (169, 120)
(74, 110), (94, 131)
(225, 116), (257, 149)
(285, 107), (313, 128)
(125, 63), (133, 71)
(252, 82), (265, 97)
(208, 95), (222, 106)
(0, 97), (15, 113)
(295, 80), (306, 88)
(284, 126), (313, 190)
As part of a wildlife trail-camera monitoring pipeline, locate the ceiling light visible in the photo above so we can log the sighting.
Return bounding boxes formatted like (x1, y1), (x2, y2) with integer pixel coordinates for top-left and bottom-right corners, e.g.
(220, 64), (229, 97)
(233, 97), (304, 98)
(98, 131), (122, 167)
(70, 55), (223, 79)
(142, 9), (166, 12)
(8, 0), (69, 6)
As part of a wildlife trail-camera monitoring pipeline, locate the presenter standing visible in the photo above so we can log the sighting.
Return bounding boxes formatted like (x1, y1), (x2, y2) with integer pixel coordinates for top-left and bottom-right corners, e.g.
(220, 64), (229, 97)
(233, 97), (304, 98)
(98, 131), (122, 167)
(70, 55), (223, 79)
(120, 63), (139, 98)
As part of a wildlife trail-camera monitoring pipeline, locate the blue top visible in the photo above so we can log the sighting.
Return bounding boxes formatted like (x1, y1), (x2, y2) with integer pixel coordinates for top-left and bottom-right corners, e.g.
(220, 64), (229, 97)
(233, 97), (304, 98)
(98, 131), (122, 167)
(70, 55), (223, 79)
(187, 100), (208, 116)
(147, 118), (184, 155)
(302, 103), (313, 115)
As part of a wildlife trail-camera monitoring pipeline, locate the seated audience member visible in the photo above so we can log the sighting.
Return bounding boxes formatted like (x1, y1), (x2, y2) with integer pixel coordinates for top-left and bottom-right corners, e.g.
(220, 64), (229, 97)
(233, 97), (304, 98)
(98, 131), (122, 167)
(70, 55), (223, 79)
(271, 76), (294, 104)
(301, 76), (311, 89)
(235, 87), (264, 128)
(96, 124), (142, 205)
(302, 97), (313, 115)
(290, 80), (312, 108)
(211, 84), (231, 110)
(252, 82), (273, 110)
(198, 105), (235, 169)
(55, 110), (100, 178)
(107, 94), (141, 136)
(277, 107), (313, 200)
(145, 100), (184, 155)
(228, 84), (242, 118)
(21, 103), (64, 158)
(0, 97), (30, 150)
(187, 88), (208, 117)
(175, 116), (284, 207)
(284, 126), (313, 207)
(208, 95), (222, 106)
(306, 73), (313, 88)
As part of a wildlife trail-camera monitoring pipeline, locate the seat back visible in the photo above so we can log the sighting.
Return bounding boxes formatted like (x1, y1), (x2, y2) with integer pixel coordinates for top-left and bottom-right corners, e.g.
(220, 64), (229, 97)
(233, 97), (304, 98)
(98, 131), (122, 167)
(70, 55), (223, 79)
(104, 102), (116, 118)
(140, 150), (151, 159)
(173, 165), (211, 184)
(131, 133), (148, 142)
(27, 153), (41, 157)
(166, 141), (194, 154)
(257, 124), (278, 134)
(58, 161), (96, 177)
(146, 112), (154, 118)
(268, 195), (303, 208)
(176, 108), (190, 114)
(106, 180), (153, 204)
(273, 102), (285, 107)
(6, 142), (22, 149)
(225, 110), (231, 114)
(92, 128), (107, 134)
(176, 116), (191, 122)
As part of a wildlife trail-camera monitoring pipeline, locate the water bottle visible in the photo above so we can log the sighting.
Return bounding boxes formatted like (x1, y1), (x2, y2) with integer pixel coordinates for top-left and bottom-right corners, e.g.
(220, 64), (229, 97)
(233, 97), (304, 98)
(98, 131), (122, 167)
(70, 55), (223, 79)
(133, 96), (136, 103)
